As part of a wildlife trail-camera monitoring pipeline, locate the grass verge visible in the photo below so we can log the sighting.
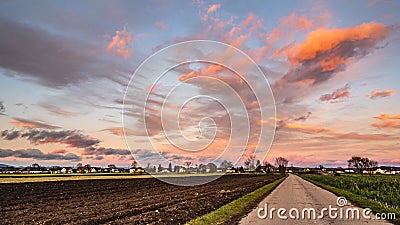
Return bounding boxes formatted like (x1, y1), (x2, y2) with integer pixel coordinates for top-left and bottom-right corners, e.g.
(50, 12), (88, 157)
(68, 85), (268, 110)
(299, 175), (400, 225)
(186, 175), (287, 225)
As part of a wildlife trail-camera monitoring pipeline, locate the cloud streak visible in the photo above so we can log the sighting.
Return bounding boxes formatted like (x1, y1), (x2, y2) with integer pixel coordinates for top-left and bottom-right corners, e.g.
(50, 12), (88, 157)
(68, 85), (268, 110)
(1, 129), (100, 149)
(367, 89), (395, 99)
(10, 118), (60, 129)
(0, 148), (81, 161)
(320, 83), (351, 103)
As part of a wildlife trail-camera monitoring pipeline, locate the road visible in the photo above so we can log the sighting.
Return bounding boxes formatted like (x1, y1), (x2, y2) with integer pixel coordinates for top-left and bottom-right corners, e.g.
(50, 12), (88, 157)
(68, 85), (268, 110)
(239, 174), (393, 225)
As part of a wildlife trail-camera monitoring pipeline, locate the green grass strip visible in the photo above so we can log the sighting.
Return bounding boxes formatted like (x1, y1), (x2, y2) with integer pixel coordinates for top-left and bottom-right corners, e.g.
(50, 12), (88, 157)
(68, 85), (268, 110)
(186, 175), (287, 225)
(299, 175), (400, 225)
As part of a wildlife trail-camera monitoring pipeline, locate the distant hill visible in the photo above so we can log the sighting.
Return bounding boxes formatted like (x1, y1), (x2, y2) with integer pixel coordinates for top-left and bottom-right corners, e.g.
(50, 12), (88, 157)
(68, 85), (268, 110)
(0, 164), (11, 168)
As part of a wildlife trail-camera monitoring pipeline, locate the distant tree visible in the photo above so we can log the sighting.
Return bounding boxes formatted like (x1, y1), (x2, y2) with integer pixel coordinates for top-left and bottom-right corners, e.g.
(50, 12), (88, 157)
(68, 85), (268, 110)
(130, 160), (138, 169)
(244, 155), (256, 171)
(168, 162), (172, 172)
(256, 160), (261, 168)
(76, 163), (82, 168)
(219, 160), (233, 172)
(107, 164), (116, 169)
(153, 166), (156, 172)
(348, 156), (363, 174)
(207, 163), (217, 173)
(174, 165), (178, 173)
(185, 161), (192, 168)
(262, 160), (273, 173)
(275, 157), (289, 175)
(348, 156), (378, 175)
(157, 164), (162, 173)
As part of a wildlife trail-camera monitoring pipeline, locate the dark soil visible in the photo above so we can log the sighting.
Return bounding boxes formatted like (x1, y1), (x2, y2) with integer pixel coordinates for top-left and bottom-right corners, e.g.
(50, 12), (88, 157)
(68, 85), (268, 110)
(0, 174), (282, 225)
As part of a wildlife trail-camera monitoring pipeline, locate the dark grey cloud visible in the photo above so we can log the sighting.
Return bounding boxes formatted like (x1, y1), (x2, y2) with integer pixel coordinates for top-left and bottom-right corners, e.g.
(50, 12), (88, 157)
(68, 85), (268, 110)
(0, 148), (81, 161)
(1, 130), (19, 140)
(320, 83), (351, 103)
(0, 17), (129, 88)
(276, 112), (312, 131)
(83, 147), (131, 156)
(1, 129), (100, 149)
(292, 112), (311, 122)
(0, 101), (5, 115)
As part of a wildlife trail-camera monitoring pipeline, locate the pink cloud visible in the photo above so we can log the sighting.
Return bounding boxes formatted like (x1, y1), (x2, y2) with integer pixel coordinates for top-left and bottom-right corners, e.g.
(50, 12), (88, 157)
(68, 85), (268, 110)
(207, 4), (221, 13)
(107, 26), (133, 58)
(320, 83), (350, 103)
(155, 21), (167, 30)
(366, 89), (395, 99)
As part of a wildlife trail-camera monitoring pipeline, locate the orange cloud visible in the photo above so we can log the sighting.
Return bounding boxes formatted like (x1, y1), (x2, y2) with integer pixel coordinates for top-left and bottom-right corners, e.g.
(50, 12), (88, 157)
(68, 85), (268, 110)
(373, 114), (400, 121)
(107, 26), (133, 58)
(51, 149), (67, 154)
(241, 13), (255, 26)
(372, 113), (400, 130)
(283, 122), (392, 141)
(103, 128), (147, 136)
(207, 4), (220, 13)
(285, 123), (331, 134)
(372, 121), (400, 130)
(10, 118), (59, 129)
(280, 13), (313, 31)
(367, 90), (395, 99)
(275, 22), (391, 86)
(287, 22), (389, 65)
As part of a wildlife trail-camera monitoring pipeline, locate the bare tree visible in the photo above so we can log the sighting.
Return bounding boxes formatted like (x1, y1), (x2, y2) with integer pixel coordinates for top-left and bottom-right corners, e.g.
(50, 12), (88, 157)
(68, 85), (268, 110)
(130, 160), (138, 169)
(348, 156), (378, 175)
(219, 160), (233, 172)
(244, 155), (256, 171)
(275, 157), (289, 175)
(263, 160), (274, 173)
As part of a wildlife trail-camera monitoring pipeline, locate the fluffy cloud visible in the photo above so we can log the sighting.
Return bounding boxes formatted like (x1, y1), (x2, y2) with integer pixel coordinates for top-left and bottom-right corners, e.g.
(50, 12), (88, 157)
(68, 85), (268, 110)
(207, 4), (221, 14)
(275, 22), (391, 86)
(0, 130), (19, 140)
(0, 148), (81, 161)
(320, 83), (351, 103)
(107, 26), (133, 58)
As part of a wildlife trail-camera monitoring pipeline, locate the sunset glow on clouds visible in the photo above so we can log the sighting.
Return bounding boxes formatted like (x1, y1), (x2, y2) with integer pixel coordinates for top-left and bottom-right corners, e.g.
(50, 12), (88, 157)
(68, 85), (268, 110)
(0, 0), (399, 168)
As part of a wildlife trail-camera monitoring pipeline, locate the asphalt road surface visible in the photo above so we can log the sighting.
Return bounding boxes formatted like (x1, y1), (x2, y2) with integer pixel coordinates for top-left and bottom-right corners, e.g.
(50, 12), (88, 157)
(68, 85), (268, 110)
(239, 174), (393, 225)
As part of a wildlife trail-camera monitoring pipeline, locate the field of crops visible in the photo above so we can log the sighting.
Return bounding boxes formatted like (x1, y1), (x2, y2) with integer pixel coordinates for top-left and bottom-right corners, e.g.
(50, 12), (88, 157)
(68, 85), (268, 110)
(301, 174), (400, 213)
(0, 174), (282, 224)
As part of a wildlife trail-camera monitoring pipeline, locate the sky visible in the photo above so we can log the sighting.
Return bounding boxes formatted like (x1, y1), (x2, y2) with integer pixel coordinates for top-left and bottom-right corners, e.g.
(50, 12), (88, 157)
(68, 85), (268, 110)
(0, 0), (399, 168)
